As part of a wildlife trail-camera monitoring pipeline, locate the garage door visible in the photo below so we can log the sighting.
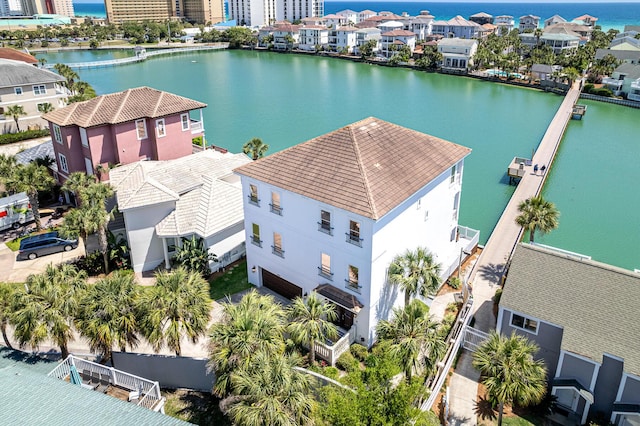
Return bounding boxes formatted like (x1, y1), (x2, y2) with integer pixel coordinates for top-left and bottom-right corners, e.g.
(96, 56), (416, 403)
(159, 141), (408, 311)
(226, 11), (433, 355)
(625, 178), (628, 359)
(262, 269), (302, 300)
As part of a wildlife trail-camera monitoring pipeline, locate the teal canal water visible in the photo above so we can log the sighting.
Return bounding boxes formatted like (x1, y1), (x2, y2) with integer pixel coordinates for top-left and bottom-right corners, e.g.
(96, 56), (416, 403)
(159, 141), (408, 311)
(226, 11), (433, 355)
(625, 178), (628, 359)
(42, 50), (640, 270)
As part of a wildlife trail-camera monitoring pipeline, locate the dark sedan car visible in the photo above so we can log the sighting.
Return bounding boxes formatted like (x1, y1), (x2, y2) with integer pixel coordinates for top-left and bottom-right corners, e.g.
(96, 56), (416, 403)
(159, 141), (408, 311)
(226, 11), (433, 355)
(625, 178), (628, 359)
(17, 232), (78, 260)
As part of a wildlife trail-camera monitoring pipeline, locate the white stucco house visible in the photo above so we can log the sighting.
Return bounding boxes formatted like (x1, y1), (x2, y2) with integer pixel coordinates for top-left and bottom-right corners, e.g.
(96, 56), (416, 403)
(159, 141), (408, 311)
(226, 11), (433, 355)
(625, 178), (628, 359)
(234, 117), (477, 349)
(438, 38), (478, 71)
(298, 26), (329, 51)
(110, 149), (252, 273)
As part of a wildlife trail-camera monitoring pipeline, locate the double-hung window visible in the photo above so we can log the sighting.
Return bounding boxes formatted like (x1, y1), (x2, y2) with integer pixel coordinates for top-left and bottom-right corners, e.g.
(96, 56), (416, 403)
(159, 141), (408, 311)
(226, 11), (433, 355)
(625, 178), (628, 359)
(156, 119), (166, 137)
(272, 232), (284, 257)
(249, 184), (259, 206)
(346, 265), (360, 292)
(347, 220), (362, 247)
(135, 119), (147, 140)
(270, 192), (282, 215)
(251, 223), (262, 247)
(53, 124), (63, 144)
(318, 253), (332, 279)
(319, 210), (332, 235)
(58, 153), (69, 173)
(181, 113), (190, 131)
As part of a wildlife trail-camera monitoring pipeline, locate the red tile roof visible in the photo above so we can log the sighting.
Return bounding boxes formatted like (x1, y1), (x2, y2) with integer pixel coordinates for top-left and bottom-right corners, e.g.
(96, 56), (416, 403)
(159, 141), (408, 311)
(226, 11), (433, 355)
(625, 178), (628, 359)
(0, 48), (38, 64)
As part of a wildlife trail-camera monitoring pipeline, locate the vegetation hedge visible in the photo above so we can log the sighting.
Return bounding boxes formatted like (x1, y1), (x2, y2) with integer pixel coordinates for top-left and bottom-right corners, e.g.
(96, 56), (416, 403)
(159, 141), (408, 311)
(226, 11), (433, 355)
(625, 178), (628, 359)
(0, 130), (50, 145)
(336, 351), (359, 373)
(350, 343), (368, 361)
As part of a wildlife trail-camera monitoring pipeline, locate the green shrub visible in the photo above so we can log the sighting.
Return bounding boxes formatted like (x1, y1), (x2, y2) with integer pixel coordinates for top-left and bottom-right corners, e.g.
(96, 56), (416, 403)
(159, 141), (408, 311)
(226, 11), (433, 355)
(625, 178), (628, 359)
(192, 136), (204, 146)
(350, 343), (368, 361)
(493, 288), (503, 305)
(448, 276), (461, 289)
(592, 87), (613, 97)
(336, 351), (359, 373)
(72, 251), (105, 275)
(583, 83), (595, 93)
(322, 366), (339, 380)
(0, 129), (50, 145)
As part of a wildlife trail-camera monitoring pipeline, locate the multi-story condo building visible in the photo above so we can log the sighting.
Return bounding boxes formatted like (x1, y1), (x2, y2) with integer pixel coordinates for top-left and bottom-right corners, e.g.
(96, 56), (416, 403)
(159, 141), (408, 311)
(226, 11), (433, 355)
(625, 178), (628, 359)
(18, 0), (73, 16)
(105, 0), (224, 24)
(275, 0), (323, 26)
(42, 86), (206, 183)
(0, 59), (67, 135)
(234, 117), (475, 347)
(499, 243), (640, 426)
(228, 0), (275, 26)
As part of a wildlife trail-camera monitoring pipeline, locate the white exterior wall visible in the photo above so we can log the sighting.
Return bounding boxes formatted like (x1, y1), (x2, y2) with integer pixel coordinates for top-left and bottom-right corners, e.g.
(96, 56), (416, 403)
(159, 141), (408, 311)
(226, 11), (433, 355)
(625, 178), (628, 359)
(240, 158), (465, 346)
(276, 0), (323, 22)
(298, 28), (329, 50)
(229, 0), (275, 27)
(123, 201), (175, 273)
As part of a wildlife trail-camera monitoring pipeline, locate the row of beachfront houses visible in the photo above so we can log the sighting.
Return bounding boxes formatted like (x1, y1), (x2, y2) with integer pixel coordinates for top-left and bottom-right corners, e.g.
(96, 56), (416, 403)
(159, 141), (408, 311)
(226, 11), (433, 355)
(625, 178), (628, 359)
(31, 83), (640, 425)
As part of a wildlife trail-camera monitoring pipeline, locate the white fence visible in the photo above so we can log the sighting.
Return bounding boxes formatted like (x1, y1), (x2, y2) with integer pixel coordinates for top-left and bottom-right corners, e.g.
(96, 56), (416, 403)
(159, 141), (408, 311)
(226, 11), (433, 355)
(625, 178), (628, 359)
(48, 355), (164, 412)
(314, 325), (357, 366)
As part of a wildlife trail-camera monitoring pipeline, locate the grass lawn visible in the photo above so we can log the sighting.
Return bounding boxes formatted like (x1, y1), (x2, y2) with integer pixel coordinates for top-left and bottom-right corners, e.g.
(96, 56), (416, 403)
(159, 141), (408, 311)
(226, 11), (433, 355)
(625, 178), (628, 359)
(208, 259), (253, 301)
(164, 389), (230, 425)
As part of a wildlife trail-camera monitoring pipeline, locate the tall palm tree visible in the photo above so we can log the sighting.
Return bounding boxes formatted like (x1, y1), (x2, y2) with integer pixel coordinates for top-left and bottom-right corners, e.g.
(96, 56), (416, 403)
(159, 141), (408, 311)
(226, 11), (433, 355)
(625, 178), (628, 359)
(208, 289), (286, 397)
(0, 154), (17, 179)
(223, 350), (314, 426)
(388, 247), (442, 307)
(242, 137), (269, 160)
(6, 105), (26, 132)
(473, 331), (547, 426)
(61, 171), (95, 206)
(53, 63), (79, 93)
(75, 271), (140, 364)
(286, 292), (338, 364)
(138, 267), (210, 356)
(515, 195), (560, 243)
(10, 264), (87, 358)
(67, 81), (97, 103)
(0, 283), (15, 348)
(3, 162), (55, 230)
(376, 300), (445, 383)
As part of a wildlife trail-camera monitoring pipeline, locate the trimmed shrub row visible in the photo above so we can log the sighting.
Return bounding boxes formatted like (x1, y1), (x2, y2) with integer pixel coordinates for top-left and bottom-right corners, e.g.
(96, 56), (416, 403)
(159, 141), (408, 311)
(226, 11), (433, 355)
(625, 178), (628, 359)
(0, 130), (50, 145)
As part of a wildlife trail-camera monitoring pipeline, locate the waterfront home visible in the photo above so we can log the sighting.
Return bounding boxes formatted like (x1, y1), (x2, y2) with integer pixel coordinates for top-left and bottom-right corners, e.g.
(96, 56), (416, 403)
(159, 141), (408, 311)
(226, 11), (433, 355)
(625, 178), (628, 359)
(335, 9), (358, 25)
(437, 38), (478, 71)
(42, 86), (206, 184)
(469, 12), (493, 26)
(545, 22), (593, 40)
(234, 117), (476, 348)
(519, 32), (580, 54)
(595, 46), (640, 67)
(544, 15), (567, 28)
(298, 26), (329, 51)
(498, 243), (640, 426)
(328, 27), (356, 53)
(273, 23), (301, 50)
(602, 63), (640, 100)
(257, 26), (276, 47)
(531, 64), (555, 81)
(572, 14), (598, 27)
(354, 27), (381, 55)
(379, 29), (416, 58)
(110, 149), (251, 273)
(432, 15), (481, 39)
(409, 11), (434, 41)
(494, 15), (515, 34)
(518, 14), (540, 32)
(0, 58), (67, 134)
(301, 16), (327, 27)
(323, 13), (348, 29)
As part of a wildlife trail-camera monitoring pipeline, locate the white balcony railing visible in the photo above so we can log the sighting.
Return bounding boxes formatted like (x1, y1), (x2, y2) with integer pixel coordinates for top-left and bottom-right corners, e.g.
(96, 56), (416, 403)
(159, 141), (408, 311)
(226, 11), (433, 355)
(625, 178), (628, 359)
(601, 77), (624, 89)
(190, 120), (203, 133)
(313, 325), (357, 366)
(48, 355), (165, 412)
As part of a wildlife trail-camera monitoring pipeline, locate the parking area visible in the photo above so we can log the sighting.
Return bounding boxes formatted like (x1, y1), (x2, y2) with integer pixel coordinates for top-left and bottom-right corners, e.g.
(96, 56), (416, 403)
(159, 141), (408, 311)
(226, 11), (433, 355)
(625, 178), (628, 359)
(0, 238), (85, 282)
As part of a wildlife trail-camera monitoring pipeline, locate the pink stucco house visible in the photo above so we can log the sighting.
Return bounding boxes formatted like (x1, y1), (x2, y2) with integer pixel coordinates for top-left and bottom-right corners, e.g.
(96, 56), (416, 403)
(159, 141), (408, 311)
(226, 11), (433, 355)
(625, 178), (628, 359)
(42, 86), (207, 183)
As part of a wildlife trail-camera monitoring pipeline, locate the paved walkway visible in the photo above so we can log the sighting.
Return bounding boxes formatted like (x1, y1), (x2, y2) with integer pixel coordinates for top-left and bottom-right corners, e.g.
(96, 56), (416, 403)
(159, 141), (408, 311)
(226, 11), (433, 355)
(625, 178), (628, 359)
(447, 82), (582, 424)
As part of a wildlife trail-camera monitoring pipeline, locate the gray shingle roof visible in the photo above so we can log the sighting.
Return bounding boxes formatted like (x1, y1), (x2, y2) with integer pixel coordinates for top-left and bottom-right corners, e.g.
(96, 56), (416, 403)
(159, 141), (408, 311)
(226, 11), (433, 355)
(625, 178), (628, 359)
(43, 86), (206, 128)
(0, 58), (64, 88)
(501, 244), (640, 376)
(234, 117), (471, 220)
(0, 348), (190, 426)
(14, 140), (58, 172)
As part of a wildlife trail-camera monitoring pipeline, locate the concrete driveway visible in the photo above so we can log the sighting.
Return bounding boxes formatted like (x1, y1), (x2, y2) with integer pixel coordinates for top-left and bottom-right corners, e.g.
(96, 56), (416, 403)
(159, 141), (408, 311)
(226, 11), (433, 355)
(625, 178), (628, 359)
(0, 239), (85, 283)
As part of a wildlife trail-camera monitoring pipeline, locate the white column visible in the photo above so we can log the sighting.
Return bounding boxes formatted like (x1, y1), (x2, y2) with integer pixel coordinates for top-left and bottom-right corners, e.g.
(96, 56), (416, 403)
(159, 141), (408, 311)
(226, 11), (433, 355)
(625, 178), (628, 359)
(161, 238), (171, 269)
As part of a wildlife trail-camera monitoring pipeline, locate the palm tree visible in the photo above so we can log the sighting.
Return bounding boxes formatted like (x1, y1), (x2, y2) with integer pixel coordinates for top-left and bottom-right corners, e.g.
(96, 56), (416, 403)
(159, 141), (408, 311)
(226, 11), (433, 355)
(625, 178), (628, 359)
(38, 102), (54, 114)
(388, 247), (442, 307)
(515, 195), (560, 243)
(208, 289), (286, 397)
(376, 300), (445, 383)
(3, 162), (55, 230)
(10, 264), (87, 358)
(138, 267), (210, 356)
(286, 292), (338, 364)
(223, 350), (314, 426)
(473, 331), (547, 426)
(67, 81), (97, 103)
(6, 105), (26, 132)
(242, 137), (269, 160)
(0, 283), (15, 348)
(61, 171), (95, 206)
(171, 235), (216, 277)
(0, 154), (17, 179)
(53, 63), (79, 93)
(75, 271), (140, 364)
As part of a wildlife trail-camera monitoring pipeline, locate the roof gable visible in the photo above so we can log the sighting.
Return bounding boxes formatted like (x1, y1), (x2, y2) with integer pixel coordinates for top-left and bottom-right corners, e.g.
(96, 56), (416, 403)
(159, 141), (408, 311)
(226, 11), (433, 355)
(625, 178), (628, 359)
(0, 59), (64, 88)
(234, 117), (470, 220)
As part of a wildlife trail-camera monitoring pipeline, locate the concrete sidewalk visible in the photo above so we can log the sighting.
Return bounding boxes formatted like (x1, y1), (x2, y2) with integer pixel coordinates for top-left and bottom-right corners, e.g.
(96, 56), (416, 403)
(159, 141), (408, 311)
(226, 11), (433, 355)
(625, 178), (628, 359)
(446, 82), (582, 424)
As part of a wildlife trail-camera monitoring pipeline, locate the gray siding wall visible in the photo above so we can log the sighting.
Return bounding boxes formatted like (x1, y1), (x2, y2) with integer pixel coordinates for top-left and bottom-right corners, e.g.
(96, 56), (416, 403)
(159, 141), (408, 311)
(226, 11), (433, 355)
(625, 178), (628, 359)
(558, 352), (597, 389)
(620, 374), (640, 403)
(592, 355), (624, 418)
(499, 309), (563, 381)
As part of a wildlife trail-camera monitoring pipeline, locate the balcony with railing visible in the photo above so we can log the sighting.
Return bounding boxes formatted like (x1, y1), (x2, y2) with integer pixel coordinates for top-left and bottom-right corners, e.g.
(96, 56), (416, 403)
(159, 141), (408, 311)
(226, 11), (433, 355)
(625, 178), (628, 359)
(190, 119), (203, 134)
(628, 79), (640, 102)
(251, 236), (262, 247)
(248, 195), (260, 207)
(345, 232), (363, 247)
(345, 279), (361, 294)
(318, 265), (333, 280)
(313, 325), (357, 366)
(269, 203), (282, 215)
(48, 355), (165, 413)
(272, 245), (284, 257)
(602, 77), (624, 93)
(317, 221), (333, 236)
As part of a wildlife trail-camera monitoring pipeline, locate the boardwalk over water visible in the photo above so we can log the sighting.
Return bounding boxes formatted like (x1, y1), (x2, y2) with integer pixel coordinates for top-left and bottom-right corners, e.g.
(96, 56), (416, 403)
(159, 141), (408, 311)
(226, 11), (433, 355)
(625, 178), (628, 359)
(447, 81), (582, 425)
(44, 43), (228, 70)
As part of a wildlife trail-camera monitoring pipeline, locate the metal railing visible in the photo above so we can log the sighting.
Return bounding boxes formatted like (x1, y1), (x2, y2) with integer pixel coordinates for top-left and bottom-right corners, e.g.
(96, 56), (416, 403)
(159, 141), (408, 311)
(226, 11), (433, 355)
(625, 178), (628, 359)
(48, 355), (164, 412)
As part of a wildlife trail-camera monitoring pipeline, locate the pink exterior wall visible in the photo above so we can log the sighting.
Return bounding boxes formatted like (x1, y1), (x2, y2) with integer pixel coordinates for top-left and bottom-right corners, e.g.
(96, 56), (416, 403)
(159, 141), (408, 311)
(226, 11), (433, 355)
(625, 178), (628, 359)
(48, 110), (204, 183)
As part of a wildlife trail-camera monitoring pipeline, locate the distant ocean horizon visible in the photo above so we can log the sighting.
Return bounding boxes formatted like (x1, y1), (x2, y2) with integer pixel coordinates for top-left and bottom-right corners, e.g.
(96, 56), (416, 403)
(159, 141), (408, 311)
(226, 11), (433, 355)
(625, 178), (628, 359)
(72, 1), (640, 30)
